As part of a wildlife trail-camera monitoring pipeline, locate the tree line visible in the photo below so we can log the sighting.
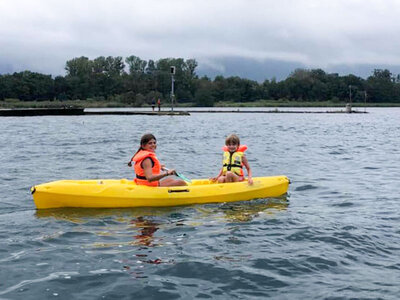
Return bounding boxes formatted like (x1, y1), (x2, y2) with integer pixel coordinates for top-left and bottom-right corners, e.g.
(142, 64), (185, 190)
(1, 55), (400, 106)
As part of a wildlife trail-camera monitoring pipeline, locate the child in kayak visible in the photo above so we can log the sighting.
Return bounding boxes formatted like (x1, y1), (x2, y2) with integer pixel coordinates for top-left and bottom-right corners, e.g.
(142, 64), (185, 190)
(128, 133), (187, 187)
(211, 134), (253, 185)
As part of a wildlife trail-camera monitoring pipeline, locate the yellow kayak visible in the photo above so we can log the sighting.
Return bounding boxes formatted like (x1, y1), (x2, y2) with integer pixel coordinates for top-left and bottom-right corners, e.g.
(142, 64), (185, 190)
(31, 176), (290, 209)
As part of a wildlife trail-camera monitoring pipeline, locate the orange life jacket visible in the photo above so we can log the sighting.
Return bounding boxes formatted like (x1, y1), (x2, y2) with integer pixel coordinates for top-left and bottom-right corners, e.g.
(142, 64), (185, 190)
(222, 145), (247, 176)
(132, 150), (161, 187)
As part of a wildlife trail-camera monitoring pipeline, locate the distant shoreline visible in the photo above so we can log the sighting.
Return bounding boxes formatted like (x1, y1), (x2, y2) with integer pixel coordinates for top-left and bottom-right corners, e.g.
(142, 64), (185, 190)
(1, 98), (400, 109)
(0, 107), (369, 117)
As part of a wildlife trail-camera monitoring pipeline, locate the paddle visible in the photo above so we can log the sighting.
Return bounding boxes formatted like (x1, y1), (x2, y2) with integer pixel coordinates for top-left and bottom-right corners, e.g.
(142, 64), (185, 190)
(163, 168), (192, 183)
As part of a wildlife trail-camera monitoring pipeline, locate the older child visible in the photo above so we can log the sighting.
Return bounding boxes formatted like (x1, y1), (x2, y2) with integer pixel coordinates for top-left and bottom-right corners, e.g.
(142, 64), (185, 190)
(128, 133), (187, 187)
(211, 134), (253, 185)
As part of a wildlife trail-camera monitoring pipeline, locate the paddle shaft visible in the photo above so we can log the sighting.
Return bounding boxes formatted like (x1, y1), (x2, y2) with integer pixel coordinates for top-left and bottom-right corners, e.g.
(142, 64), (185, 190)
(163, 168), (192, 183)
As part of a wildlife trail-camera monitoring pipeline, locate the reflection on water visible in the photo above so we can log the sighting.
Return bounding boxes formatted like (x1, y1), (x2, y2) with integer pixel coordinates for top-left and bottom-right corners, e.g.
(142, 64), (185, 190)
(35, 196), (289, 225)
(220, 196), (289, 222)
(35, 207), (180, 221)
(131, 216), (159, 247)
(35, 208), (171, 249)
(196, 196), (289, 223)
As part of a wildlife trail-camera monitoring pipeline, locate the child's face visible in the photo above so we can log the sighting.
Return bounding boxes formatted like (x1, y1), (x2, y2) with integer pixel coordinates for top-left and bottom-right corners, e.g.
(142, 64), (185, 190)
(143, 139), (157, 152)
(226, 142), (238, 152)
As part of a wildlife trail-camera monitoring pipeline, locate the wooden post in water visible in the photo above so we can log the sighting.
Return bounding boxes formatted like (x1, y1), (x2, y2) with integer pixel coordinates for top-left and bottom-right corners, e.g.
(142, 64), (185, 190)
(346, 85), (352, 113)
(170, 66), (175, 112)
(364, 91), (367, 113)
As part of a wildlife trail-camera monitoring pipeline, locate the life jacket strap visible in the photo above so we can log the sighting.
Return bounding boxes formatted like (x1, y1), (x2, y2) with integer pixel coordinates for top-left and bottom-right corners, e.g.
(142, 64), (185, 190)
(135, 174), (147, 180)
(223, 163), (243, 170)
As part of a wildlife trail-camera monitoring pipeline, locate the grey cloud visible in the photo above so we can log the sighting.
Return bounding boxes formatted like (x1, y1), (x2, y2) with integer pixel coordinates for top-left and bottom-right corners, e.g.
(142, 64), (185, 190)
(1, 0), (400, 78)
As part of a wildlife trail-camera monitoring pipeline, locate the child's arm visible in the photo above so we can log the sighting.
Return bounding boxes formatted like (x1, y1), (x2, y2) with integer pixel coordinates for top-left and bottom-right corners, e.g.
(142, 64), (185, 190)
(210, 168), (223, 182)
(242, 156), (253, 185)
(143, 158), (173, 182)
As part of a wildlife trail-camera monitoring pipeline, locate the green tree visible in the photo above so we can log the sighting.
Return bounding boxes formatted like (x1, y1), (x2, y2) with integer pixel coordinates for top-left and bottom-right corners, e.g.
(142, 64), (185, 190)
(125, 55), (147, 74)
(5, 71), (54, 101)
(366, 69), (397, 102)
(146, 60), (156, 75)
(65, 56), (92, 77)
(65, 57), (93, 99)
(54, 76), (68, 100)
(0, 74), (15, 99)
(104, 56), (125, 76)
(260, 79), (271, 100)
(195, 77), (215, 107)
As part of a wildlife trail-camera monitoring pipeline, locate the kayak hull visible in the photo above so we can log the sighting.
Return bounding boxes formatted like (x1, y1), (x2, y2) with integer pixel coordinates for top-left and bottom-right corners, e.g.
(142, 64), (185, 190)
(31, 176), (290, 209)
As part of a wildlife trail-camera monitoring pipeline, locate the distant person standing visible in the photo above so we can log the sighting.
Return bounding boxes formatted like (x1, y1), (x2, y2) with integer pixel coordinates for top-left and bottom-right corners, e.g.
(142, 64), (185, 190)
(151, 99), (155, 112)
(157, 98), (161, 111)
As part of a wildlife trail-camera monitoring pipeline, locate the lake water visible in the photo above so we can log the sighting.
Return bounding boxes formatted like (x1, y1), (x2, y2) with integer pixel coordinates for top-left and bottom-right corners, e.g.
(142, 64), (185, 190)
(0, 108), (399, 299)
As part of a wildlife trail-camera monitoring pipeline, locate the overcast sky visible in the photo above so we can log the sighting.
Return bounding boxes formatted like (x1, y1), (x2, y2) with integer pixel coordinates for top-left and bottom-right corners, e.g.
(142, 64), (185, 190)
(1, 0), (400, 80)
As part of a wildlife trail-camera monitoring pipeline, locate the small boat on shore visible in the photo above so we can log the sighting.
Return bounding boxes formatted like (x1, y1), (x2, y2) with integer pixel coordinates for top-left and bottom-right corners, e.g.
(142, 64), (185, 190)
(31, 176), (290, 209)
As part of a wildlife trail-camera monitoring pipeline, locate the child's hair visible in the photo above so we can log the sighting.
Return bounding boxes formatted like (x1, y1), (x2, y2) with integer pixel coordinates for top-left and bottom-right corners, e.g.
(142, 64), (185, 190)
(225, 134), (240, 145)
(128, 133), (156, 167)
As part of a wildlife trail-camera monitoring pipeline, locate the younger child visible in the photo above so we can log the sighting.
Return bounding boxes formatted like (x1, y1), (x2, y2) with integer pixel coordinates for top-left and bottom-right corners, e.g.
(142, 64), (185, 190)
(211, 134), (253, 185)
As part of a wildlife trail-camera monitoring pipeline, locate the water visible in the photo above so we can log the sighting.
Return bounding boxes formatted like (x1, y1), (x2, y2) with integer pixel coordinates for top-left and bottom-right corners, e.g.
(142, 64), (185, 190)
(0, 108), (399, 299)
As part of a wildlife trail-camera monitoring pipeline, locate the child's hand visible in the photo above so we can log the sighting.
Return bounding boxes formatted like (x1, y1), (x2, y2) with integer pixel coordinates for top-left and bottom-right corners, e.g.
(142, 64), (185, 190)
(167, 169), (177, 176)
(210, 176), (218, 182)
(247, 177), (253, 185)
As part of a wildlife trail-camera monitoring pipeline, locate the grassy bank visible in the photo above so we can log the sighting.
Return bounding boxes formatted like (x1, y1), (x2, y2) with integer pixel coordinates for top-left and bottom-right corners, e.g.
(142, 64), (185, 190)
(1, 98), (400, 109)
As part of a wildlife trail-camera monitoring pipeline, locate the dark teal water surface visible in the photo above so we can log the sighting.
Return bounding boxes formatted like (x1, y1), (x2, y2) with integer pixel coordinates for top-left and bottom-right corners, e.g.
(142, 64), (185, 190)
(0, 108), (399, 299)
